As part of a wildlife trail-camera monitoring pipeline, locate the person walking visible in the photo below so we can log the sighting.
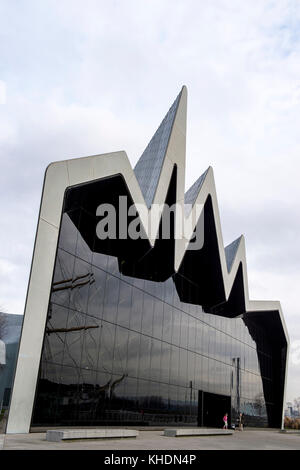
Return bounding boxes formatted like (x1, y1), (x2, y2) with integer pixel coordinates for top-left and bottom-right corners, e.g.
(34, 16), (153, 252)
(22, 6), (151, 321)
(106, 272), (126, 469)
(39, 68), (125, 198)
(223, 413), (228, 429)
(238, 412), (244, 431)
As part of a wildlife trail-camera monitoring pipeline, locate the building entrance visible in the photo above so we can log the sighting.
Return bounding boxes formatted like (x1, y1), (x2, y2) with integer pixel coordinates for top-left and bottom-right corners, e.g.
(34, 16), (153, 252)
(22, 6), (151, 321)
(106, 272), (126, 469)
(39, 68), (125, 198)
(198, 391), (231, 428)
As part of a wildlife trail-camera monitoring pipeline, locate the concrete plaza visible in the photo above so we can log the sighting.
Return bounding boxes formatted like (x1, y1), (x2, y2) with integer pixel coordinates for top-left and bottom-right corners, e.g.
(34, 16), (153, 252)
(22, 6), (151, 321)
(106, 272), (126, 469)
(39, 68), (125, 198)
(1, 428), (300, 450)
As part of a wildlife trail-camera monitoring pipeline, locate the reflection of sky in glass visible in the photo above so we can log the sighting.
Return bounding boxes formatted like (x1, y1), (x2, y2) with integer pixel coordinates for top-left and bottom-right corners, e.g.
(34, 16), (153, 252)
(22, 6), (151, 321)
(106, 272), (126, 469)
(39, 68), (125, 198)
(34, 201), (277, 428)
(134, 92), (180, 208)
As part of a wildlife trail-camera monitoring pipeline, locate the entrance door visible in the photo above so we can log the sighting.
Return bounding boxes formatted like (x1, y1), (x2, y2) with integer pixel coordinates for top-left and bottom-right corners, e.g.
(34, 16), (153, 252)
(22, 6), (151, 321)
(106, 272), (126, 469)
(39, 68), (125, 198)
(198, 391), (231, 428)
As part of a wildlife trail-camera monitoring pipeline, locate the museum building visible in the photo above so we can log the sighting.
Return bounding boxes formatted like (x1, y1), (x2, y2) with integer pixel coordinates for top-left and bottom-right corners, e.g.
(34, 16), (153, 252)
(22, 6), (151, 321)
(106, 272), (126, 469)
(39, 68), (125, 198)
(7, 87), (288, 433)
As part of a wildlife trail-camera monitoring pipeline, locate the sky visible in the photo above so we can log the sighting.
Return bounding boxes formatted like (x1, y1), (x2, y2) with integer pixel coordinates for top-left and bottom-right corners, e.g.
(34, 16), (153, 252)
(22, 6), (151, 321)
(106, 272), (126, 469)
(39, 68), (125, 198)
(0, 0), (299, 403)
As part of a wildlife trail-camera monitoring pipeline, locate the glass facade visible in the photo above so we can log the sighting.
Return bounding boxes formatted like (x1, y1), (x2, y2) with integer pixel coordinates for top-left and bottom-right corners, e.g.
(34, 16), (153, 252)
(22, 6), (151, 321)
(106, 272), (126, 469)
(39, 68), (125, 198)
(31, 178), (285, 428)
(134, 91), (180, 209)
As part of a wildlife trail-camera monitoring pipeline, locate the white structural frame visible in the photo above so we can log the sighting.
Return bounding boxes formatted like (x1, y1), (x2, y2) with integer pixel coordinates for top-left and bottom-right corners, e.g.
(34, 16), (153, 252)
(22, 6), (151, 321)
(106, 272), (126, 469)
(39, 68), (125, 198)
(7, 86), (289, 433)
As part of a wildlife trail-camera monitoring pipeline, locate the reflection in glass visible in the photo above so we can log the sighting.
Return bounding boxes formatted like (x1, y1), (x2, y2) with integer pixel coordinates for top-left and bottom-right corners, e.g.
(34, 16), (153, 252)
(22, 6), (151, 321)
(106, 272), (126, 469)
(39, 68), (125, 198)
(31, 185), (284, 428)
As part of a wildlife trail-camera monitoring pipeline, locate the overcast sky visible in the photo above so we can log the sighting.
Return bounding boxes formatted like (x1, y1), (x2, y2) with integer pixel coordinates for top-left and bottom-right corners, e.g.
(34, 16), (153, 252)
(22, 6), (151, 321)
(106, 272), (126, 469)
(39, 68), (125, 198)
(0, 0), (299, 403)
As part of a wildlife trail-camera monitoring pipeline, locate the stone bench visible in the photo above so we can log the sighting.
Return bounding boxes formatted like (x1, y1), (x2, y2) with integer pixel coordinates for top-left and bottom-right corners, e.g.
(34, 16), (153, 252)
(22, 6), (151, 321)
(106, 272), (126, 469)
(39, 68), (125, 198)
(164, 428), (233, 437)
(46, 429), (139, 442)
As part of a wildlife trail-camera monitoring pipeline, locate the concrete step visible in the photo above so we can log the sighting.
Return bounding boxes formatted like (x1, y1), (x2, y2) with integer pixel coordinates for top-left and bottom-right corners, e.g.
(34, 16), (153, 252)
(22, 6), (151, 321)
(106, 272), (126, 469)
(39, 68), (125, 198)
(164, 428), (233, 437)
(46, 428), (139, 442)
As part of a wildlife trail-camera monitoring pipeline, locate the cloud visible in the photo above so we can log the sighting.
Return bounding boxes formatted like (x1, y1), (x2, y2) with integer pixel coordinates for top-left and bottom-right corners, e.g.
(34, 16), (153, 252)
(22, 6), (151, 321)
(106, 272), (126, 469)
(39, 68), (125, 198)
(0, 80), (6, 105)
(0, 0), (300, 400)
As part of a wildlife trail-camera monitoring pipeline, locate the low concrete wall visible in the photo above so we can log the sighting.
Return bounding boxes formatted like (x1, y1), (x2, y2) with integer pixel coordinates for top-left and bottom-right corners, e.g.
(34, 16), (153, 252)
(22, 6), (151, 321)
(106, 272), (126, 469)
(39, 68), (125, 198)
(164, 428), (233, 437)
(46, 428), (139, 442)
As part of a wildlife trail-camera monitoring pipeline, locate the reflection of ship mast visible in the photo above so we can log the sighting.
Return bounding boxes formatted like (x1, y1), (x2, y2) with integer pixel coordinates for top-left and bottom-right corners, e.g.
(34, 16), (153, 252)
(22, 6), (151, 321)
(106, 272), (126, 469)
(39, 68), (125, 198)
(45, 269), (97, 373)
(78, 378), (112, 401)
(46, 325), (99, 334)
(78, 374), (128, 402)
(99, 378), (112, 393)
(109, 374), (128, 399)
(52, 272), (95, 292)
(47, 261), (128, 412)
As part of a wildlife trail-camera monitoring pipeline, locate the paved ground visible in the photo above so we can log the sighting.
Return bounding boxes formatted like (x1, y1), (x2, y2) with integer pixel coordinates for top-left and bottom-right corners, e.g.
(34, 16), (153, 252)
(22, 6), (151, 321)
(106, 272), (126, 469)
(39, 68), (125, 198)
(1, 429), (300, 450)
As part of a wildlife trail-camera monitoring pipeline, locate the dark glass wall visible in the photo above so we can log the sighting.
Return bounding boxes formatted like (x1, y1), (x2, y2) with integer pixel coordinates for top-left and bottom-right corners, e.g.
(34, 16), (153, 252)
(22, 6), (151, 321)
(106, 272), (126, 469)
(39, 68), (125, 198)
(31, 179), (285, 428)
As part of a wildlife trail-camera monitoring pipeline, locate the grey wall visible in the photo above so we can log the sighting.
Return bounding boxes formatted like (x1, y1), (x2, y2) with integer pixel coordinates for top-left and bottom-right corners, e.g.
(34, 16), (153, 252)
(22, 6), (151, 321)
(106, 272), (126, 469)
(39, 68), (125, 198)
(0, 313), (23, 408)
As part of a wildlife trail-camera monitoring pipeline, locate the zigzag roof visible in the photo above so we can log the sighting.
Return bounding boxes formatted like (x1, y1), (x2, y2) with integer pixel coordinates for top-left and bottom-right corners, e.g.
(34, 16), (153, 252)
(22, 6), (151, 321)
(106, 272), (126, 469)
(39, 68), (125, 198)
(38, 86), (289, 330)
(7, 86), (289, 434)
